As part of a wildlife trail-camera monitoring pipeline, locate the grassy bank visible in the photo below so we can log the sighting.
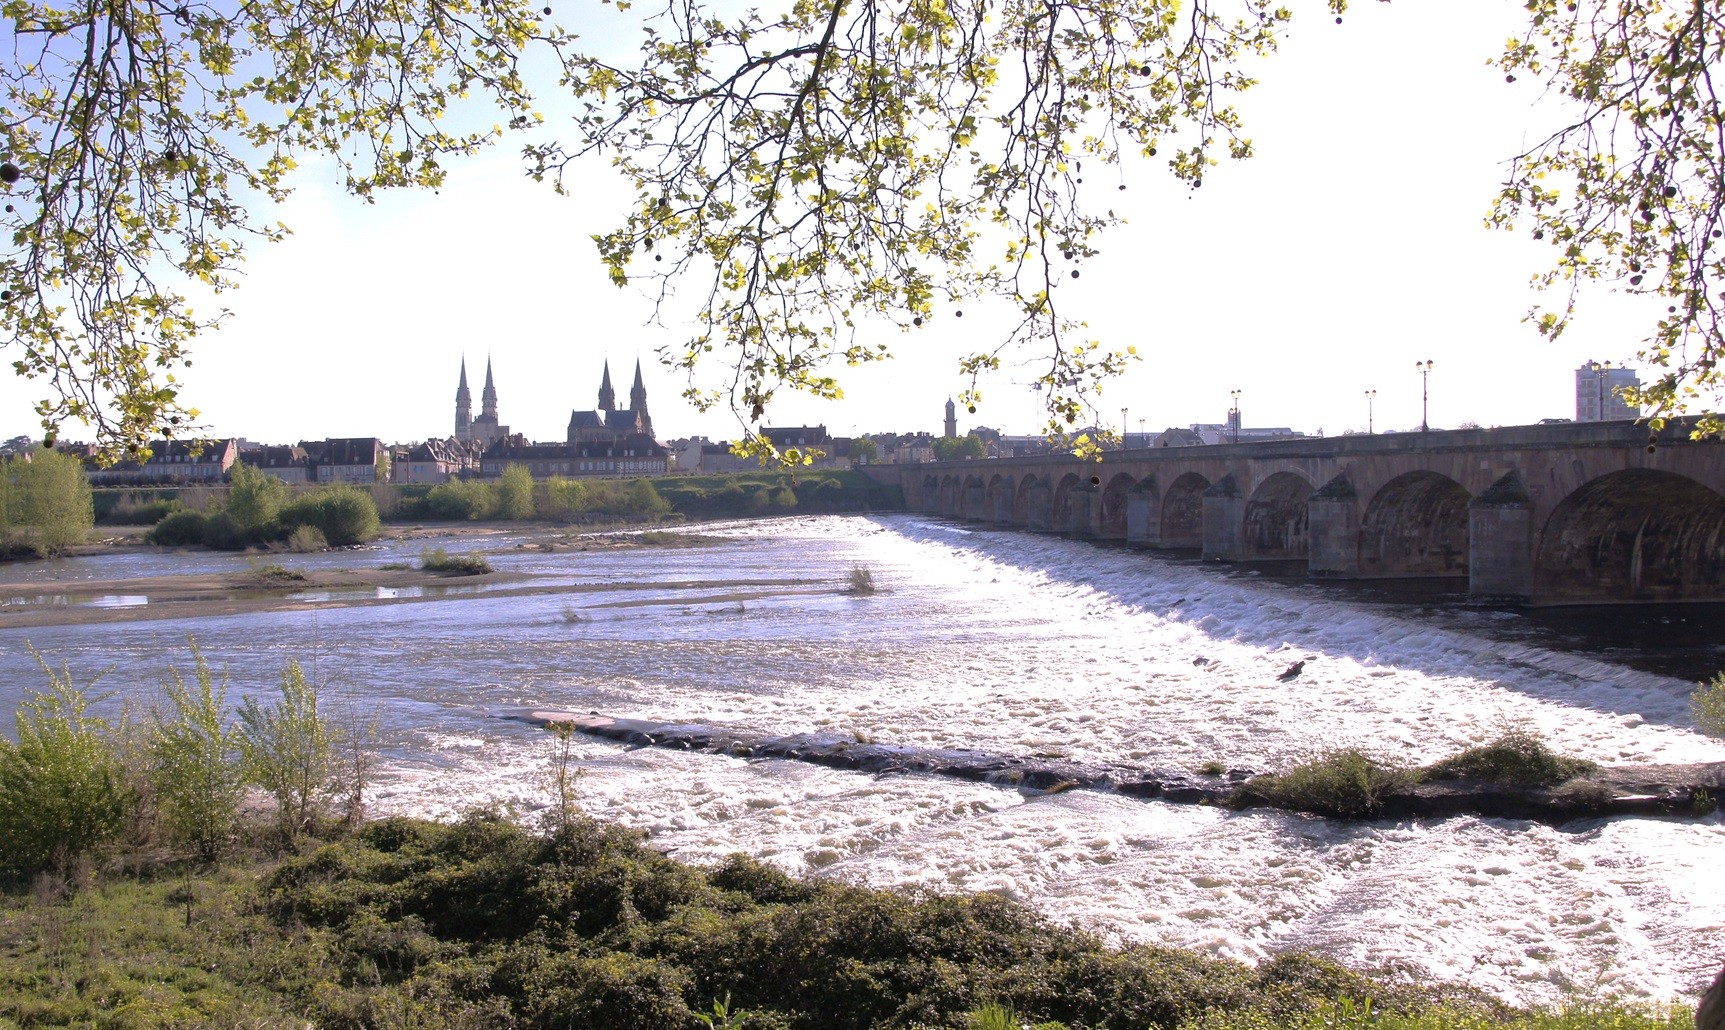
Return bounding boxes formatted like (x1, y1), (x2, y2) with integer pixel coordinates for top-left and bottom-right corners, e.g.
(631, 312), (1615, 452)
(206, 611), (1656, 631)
(0, 813), (1690, 1030)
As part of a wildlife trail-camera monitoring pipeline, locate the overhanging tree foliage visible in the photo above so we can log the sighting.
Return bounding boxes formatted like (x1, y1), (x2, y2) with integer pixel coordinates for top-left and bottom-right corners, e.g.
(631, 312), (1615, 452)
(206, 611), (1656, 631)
(2, 0), (1722, 460)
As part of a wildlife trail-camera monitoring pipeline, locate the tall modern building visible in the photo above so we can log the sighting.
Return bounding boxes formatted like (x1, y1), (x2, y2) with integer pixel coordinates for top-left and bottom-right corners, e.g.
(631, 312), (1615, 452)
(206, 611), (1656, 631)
(1574, 362), (1640, 421)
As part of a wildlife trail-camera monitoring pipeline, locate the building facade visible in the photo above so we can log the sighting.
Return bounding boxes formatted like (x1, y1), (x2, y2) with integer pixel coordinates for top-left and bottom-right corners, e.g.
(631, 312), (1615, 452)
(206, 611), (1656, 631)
(1574, 362), (1640, 421)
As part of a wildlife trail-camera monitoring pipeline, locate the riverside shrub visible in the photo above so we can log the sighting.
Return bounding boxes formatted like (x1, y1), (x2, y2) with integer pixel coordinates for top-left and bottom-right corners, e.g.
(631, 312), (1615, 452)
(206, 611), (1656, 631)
(150, 645), (244, 860)
(147, 509), (209, 546)
(238, 659), (339, 838)
(0, 658), (129, 874)
(278, 486), (379, 546)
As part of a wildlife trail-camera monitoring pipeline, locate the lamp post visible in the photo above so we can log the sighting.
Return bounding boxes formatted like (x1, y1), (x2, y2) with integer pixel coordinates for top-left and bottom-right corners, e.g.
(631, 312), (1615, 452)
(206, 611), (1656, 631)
(1589, 359), (1612, 421)
(1228, 389), (1241, 443)
(1122, 406), (1129, 448)
(1416, 360), (1434, 431)
(1364, 389), (1377, 434)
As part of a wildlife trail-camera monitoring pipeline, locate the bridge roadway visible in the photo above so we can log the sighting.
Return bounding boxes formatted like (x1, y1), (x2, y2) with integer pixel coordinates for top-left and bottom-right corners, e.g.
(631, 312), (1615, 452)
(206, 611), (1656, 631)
(873, 420), (1725, 605)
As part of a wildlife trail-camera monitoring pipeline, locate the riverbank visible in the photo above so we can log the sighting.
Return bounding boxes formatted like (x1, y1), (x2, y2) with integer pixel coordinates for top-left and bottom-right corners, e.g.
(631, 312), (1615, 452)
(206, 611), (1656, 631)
(0, 813), (1695, 1029)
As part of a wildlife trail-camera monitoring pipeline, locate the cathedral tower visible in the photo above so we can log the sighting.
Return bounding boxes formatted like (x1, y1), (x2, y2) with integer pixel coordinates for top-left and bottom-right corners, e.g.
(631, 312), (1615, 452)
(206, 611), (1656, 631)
(454, 358), (472, 439)
(630, 360), (654, 439)
(481, 357), (499, 423)
(944, 397), (957, 439)
(598, 360), (616, 412)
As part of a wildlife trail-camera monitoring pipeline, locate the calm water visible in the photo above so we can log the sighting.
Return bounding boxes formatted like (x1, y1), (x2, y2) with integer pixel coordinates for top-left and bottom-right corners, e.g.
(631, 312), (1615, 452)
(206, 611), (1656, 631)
(1, 515), (1720, 1005)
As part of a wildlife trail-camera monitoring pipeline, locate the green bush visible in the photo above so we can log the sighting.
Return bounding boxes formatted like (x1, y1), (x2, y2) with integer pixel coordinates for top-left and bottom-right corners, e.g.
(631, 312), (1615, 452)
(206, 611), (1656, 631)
(147, 509), (210, 546)
(1423, 730), (1596, 786)
(420, 546), (493, 575)
(238, 659), (340, 839)
(200, 510), (246, 550)
(150, 644), (244, 860)
(286, 524), (327, 552)
(0, 446), (95, 557)
(224, 461), (288, 540)
(423, 479), (496, 520)
(278, 486), (379, 546)
(498, 464), (536, 520)
(1237, 749), (1419, 819)
(1693, 673), (1725, 738)
(99, 494), (182, 525)
(0, 655), (129, 874)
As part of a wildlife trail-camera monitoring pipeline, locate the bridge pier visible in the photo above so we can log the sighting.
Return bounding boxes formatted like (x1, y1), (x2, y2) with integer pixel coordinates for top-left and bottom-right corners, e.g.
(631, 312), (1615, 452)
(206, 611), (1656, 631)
(1202, 475), (1245, 561)
(1025, 478), (1054, 532)
(1307, 474), (1361, 577)
(1065, 483), (1096, 536)
(1125, 480), (1160, 547)
(963, 479), (985, 520)
(1469, 471), (1535, 601)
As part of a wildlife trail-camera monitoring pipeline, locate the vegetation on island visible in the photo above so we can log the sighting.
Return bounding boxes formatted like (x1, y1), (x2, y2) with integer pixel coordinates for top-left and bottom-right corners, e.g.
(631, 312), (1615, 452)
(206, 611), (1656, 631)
(143, 465), (382, 550)
(418, 546), (494, 576)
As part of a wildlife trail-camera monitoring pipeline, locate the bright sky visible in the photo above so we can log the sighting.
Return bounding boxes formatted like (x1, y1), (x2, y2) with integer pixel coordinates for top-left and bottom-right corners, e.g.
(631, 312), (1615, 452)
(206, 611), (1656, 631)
(2, 0), (1672, 447)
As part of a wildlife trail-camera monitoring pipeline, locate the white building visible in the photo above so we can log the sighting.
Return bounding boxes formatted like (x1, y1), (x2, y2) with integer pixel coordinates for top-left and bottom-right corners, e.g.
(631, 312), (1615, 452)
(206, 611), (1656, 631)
(1574, 362), (1640, 421)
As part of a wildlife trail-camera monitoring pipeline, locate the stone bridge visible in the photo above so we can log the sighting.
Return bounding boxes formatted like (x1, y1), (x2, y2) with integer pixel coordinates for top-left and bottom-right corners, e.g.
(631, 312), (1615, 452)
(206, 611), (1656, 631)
(876, 420), (1725, 605)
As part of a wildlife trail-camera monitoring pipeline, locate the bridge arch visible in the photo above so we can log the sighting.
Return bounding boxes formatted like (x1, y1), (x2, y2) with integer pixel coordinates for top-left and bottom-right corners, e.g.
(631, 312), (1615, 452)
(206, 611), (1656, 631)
(1052, 472), (1086, 533)
(1535, 469), (1725, 601)
(1098, 472), (1136, 539)
(1160, 472), (1210, 548)
(1245, 471), (1312, 558)
(1358, 471), (1472, 576)
(939, 474), (962, 517)
(921, 473), (940, 513)
(1012, 473), (1040, 524)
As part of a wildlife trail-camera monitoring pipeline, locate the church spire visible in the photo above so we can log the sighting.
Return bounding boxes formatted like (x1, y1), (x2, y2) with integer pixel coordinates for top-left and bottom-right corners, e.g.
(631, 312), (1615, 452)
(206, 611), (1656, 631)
(481, 356), (499, 421)
(455, 357), (472, 438)
(630, 359), (653, 439)
(598, 360), (616, 412)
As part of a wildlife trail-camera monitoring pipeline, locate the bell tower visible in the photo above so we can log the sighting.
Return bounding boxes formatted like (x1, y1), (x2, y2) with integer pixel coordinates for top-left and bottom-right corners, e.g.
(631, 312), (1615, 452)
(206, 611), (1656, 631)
(454, 358), (472, 440)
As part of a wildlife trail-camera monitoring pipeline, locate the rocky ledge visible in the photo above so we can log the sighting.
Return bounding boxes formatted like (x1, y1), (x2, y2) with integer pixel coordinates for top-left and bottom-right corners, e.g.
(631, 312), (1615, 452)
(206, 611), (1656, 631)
(516, 711), (1724, 826)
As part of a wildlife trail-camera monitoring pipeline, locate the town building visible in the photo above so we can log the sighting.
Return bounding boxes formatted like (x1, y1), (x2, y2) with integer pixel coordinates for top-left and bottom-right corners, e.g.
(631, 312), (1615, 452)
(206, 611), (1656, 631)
(83, 439), (238, 485)
(1574, 362), (1640, 421)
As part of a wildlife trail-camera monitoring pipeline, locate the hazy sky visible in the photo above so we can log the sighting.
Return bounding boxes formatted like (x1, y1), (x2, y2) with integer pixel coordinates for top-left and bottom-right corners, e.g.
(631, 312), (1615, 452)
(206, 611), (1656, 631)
(2, 0), (1669, 447)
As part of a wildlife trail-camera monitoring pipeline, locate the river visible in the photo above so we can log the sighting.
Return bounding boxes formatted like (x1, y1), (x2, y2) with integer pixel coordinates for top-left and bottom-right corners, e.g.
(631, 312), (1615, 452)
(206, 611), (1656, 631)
(1, 514), (1721, 1006)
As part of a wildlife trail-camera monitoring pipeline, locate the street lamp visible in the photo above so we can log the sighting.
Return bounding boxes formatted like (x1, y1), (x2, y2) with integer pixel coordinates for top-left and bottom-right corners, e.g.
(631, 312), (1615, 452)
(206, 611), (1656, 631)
(1228, 389), (1241, 443)
(1364, 389), (1377, 434)
(1122, 407), (1129, 448)
(1589, 359), (1612, 421)
(1416, 360), (1434, 431)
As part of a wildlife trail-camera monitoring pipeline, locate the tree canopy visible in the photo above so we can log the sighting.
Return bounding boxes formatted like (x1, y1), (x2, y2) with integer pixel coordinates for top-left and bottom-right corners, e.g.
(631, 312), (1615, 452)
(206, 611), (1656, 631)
(2, 0), (1721, 459)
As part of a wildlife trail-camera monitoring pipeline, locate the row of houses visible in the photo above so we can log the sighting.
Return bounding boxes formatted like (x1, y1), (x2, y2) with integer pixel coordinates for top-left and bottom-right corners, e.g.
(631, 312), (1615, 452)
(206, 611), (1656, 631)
(41, 420), (1050, 488)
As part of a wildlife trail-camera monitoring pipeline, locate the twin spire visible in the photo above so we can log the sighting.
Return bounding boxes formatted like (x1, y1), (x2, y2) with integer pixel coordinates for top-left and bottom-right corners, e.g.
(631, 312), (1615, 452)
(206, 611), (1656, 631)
(457, 355), (652, 442)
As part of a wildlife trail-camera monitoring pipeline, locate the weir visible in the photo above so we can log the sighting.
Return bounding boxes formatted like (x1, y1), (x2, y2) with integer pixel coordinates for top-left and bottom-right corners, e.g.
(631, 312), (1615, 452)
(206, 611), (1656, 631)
(872, 420), (1725, 605)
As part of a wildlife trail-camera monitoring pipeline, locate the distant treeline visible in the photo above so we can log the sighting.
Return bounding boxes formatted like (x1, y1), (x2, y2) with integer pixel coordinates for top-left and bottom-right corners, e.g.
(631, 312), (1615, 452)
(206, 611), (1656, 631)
(94, 468), (904, 549)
